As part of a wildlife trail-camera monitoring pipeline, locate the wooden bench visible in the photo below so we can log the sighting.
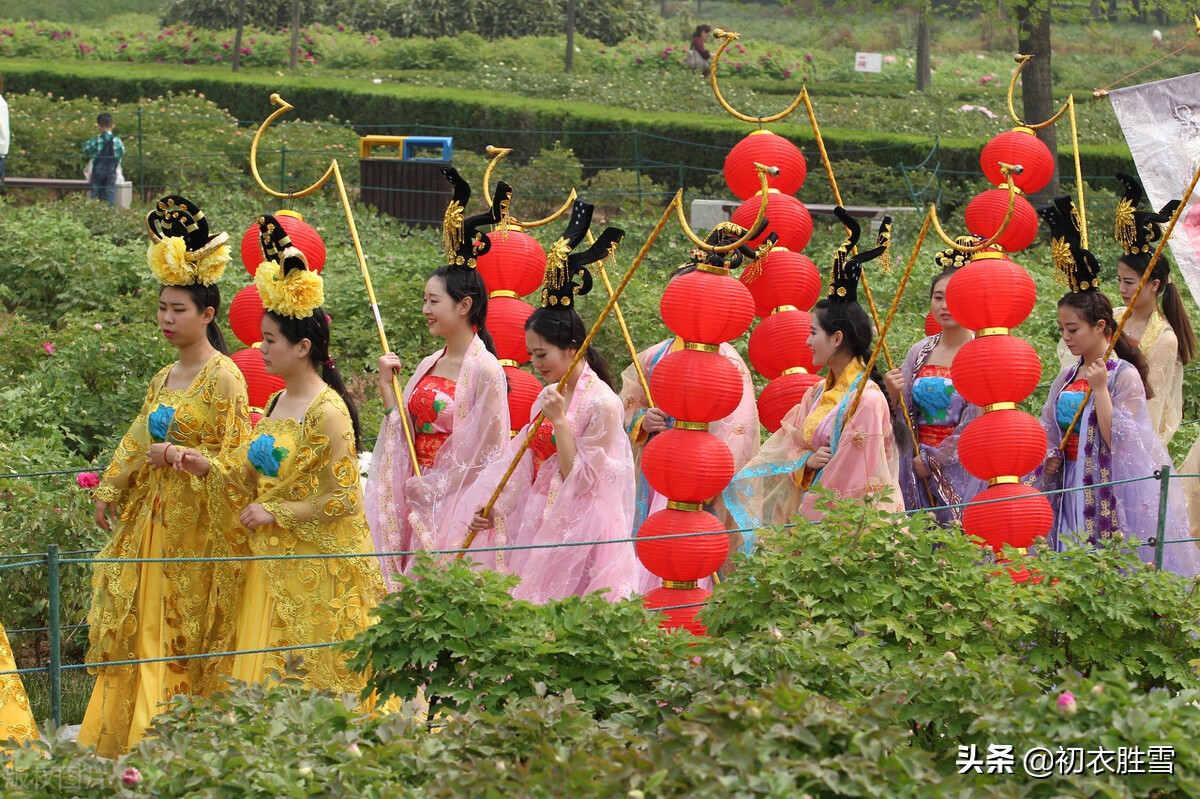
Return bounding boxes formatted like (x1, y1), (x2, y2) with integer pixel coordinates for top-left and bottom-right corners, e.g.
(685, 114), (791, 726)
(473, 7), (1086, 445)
(4, 177), (133, 208)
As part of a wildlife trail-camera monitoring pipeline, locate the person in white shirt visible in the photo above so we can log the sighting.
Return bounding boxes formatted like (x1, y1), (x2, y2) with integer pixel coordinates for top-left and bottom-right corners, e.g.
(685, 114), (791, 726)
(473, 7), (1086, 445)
(0, 73), (10, 190)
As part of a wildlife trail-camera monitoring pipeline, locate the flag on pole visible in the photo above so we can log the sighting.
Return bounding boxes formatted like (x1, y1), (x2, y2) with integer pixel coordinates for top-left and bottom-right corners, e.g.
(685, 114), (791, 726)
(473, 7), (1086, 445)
(1109, 71), (1200, 303)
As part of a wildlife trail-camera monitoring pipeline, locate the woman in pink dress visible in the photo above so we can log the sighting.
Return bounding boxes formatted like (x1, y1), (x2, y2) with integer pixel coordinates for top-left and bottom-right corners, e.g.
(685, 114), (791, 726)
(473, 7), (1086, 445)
(723, 210), (902, 550)
(467, 201), (651, 602)
(366, 168), (510, 586)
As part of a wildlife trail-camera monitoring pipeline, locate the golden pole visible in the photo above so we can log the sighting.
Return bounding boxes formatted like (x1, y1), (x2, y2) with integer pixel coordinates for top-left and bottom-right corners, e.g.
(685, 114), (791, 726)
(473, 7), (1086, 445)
(250, 93), (422, 475)
(592, 232), (654, 406)
(1057, 161), (1200, 446)
(846, 209), (930, 422)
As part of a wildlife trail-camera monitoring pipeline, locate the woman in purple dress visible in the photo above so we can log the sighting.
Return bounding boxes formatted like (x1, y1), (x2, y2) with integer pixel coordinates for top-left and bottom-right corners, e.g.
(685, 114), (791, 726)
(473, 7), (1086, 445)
(1036, 196), (1200, 576)
(885, 241), (984, 524)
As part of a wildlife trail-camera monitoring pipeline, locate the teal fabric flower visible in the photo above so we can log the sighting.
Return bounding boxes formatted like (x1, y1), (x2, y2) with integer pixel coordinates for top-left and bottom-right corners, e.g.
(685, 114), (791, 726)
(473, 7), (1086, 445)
(148, 404), (176, 442)
(912, 376), (955, 422)
(248, 434), (289, 477)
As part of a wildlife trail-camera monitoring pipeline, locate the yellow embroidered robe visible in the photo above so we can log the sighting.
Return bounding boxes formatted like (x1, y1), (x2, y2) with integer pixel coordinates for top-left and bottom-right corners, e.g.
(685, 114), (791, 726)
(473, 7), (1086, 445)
(1, 624), (37, 744)
(215, 387), (385, 694)
(79, 354), (250, 758)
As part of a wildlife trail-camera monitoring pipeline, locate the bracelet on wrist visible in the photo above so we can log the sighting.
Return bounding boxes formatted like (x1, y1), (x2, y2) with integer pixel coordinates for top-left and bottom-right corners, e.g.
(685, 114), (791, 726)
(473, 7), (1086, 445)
(384, 406), (396, 416)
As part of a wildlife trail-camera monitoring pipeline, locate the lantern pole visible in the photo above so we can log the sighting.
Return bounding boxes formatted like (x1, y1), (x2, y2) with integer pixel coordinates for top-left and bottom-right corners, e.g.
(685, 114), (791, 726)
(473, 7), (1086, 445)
(1057, 160), (1200, 446)
(250, 93), (423, 475)
(846, 208), (930, 422)
(1005, 55), (1086, 247)
(458, 165), (777, 557)
(592, 230), (654, 407)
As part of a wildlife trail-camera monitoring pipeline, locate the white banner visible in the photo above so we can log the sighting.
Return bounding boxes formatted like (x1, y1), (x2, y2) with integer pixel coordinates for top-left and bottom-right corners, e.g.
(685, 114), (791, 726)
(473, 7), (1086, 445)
(1109, 71), (1200, 304)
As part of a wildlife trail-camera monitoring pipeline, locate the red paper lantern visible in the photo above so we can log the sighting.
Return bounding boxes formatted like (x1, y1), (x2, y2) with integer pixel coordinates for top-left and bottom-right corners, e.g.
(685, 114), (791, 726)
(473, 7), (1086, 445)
(488, 295), (534, 365)
(240, 211), (327, 276)
(925, 312), (942, 336)
(642, 429), (736, 502)
(504, 365), (542, 433)
(741, 248), (822, 318)
(962, 483), (1053, 553)
(660, 271), (755, 345)
(964, 190), (1039, 253)
(945, 256), (1037, 331)
(731, 191), (814, 253)
(636, 508), (730, 581)
(643, 585), (711, 636)
(757, 371), (822, 432)
(980, 128), (1055, 195)
(230, 347), (286, 410)
(475, 227), (547, 297)
(650, 350), (742, 423)
(957, 410), (1047, 481)
(229, 285), (266, 347)
(951, 336), (1041, 407)
(748, 310), (814, 380)
(723, 130), (807, 200)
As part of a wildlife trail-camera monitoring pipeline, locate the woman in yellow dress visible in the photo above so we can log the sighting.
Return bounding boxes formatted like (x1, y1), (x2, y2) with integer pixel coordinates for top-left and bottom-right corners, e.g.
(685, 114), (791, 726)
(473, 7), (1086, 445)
(1, 624), (37, 744)
(79, 196), (251, 758)
(178, 215), (385, 693)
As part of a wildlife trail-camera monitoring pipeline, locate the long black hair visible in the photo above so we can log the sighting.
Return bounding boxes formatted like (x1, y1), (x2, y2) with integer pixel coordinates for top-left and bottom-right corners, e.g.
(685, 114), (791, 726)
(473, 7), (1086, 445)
(525, 306), (617, 391)
(1057, 290), (1153, 398)
(265, 307), (363, 451)
(811, 298), (907, 442)
(1119, 252), (1197, 365)
(431, 264), (497, 356)
(161, 283), (227, 354)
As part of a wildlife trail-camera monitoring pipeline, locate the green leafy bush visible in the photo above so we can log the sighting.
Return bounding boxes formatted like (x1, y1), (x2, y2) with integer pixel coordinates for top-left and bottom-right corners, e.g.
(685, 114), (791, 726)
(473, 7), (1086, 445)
(348, 558), (695, 718)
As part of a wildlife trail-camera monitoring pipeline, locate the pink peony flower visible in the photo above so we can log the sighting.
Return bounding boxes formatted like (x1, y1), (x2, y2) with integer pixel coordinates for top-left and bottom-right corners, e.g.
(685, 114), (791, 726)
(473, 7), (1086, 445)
(41, 342), (55, 355)
(884, 55), (896, 64)
(122, 767), (141, 786)
(1057, 691), (1077, 715)
(76, 472), (100, 490)
(804, 53), (813, 62)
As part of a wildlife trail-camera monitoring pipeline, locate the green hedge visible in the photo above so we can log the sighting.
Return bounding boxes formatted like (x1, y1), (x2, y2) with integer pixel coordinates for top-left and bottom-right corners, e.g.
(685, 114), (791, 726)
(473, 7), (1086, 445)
(1, 59), (1134, 187)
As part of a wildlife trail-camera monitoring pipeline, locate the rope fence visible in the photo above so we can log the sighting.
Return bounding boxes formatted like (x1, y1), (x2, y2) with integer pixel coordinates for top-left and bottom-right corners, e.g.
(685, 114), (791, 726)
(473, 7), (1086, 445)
(2, 466), (1198, 726)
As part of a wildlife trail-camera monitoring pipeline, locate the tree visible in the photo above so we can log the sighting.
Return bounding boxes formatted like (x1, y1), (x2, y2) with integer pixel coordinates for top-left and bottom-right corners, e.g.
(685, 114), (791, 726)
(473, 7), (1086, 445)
(916, 2), (932, 91)
(1014, 0), (1059, 197)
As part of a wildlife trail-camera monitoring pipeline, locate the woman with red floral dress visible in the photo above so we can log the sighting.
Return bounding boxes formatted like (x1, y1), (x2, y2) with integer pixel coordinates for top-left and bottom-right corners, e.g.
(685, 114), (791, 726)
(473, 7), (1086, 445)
(365, 169), (511, 587)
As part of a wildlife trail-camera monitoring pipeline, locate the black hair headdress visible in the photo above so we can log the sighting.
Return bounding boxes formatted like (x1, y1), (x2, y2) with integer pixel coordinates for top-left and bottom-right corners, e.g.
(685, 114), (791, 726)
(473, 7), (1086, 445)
(1038, 195), (1101, 293)
(1114, 172), (1180, 258)
(539, 200), (626, 309)
(826, 207), (892, 303)
(145, 194), (231, 287)
(441, 167), (513, 268)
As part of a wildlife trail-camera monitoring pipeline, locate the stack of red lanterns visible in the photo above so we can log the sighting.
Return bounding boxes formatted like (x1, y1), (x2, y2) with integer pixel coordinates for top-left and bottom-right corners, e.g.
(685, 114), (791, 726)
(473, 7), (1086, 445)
(723, 129), (823, 432)
(473, 222), (546, 434)
(946, 127), (1056, 576)
(636, 233), (758, 635)
(230, 210), (326, 424)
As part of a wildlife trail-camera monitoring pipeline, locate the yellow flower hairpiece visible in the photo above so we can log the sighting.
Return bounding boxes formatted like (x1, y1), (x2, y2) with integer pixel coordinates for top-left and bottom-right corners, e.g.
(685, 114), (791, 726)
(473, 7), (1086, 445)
(255, 259), (325, 319)
(146, 236), (230, 287)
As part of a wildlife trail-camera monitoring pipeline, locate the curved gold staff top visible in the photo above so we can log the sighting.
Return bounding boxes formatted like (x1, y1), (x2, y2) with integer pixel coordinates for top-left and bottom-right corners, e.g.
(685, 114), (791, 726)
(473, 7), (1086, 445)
(250, 93), (423, 476)
(1006, 54), (1088, 247)
(708, 29), (805, 124)
(1005, 55), (1071, 130)
(249, 94), (336, 199)
(676, 162), (776, 252)
(927, 173), (1022, 251)
(482, 146), (577, 229)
